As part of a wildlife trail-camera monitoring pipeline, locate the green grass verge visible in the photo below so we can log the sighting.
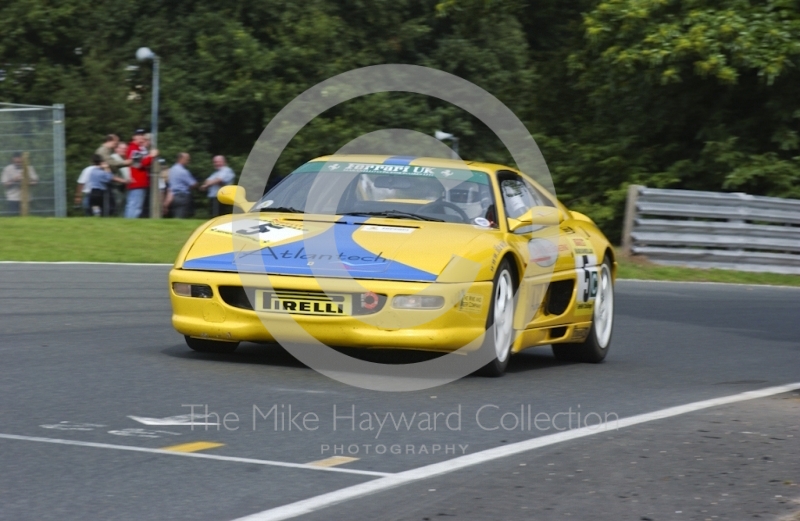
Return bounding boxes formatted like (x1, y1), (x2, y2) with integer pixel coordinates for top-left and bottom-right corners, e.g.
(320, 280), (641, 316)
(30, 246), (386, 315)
(0, 217), (203, 264)
(1, 217), (798, 287)
(616, 253), (800, 287)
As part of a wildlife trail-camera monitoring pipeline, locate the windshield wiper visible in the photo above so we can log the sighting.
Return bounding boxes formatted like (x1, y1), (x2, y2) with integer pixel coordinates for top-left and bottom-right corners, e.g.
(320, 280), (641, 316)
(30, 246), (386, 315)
(259, 206), (303, 213)
(342, 210), (444, 222)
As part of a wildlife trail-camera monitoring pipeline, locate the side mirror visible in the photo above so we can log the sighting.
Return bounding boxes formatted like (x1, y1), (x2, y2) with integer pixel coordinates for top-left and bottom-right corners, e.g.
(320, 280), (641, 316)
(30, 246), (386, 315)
(507, 206), (560, 232)
(217, 185), (254, 212)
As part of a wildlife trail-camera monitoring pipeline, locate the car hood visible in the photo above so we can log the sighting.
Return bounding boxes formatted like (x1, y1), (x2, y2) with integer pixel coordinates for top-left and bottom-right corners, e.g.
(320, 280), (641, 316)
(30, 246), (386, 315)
(180, 215), (495, 282)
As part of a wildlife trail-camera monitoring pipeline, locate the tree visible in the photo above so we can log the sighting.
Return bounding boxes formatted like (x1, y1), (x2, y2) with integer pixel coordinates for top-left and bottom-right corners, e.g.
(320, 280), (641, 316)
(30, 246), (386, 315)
(555, 0), (800, 238)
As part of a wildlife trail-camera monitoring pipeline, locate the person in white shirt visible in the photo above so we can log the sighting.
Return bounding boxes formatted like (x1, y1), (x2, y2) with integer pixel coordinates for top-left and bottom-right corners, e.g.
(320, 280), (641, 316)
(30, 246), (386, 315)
(74, 164), (95, 215)
(200, 155), (236, 217)
(2, 152), (39, 215)
(87, 154), (129, 216)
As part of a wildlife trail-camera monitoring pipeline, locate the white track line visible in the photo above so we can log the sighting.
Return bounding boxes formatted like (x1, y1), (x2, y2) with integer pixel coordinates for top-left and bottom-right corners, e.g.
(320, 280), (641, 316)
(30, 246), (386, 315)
(0, 433), (389, 477)
(232, 382), (800, 521)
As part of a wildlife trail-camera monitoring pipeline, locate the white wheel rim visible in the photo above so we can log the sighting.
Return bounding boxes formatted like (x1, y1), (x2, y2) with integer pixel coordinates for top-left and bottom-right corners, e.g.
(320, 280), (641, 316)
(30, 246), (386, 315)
(493, 270), (514, 362)
(593, 264), (614, 348)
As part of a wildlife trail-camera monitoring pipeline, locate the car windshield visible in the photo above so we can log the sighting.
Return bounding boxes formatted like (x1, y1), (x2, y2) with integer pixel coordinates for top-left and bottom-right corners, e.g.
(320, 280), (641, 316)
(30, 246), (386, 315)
(254, 161), (498, 226)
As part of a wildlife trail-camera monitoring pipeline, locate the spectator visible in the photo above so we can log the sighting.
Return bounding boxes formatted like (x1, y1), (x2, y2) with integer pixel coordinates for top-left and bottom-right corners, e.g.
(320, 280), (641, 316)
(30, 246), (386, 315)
(125, 129), (158, 218)
(157, 158), (171, 216)
(200, 155), (236, 217)
(95, 134), (130, 176)
(112, 142), (131, 182)
(167, 153), (197, 218)
(2, 152), (39, 215)
(141, 133), (159, 217)
(74, 163), (95, 216)
(87, 154), (128, 216)
(110, 142), (130, 212)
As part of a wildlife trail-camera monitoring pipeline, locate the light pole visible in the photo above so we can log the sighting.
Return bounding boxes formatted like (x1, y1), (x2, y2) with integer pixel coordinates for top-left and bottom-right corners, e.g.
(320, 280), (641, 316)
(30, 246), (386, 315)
(136, 47), (161, 219)
(434, 130), (459, 159)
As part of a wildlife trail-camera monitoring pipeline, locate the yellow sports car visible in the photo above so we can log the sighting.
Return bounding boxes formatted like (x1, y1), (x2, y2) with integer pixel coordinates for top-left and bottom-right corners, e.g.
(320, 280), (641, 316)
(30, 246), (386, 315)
(169, 155), (616, 376)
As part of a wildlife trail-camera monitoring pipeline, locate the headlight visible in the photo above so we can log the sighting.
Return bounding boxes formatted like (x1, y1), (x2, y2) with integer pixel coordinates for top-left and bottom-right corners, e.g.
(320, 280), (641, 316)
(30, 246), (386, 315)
(172, 283), (213, 298)
(391, 295), (445, 309)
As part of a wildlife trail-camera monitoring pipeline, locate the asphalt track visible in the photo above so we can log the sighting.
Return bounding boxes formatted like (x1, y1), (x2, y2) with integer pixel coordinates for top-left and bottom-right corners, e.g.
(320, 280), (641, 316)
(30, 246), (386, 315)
(1, 264), (799, 520)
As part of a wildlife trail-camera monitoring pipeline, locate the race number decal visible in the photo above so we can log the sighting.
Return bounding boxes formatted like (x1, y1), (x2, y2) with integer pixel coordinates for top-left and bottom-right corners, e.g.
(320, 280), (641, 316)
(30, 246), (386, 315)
(573, 243), (598, 316)
(209, 218), (305, 246)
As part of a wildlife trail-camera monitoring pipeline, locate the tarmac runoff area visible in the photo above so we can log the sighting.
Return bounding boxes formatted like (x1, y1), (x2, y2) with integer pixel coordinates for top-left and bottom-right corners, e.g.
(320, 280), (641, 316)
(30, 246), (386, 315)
(0, 263), (798, 521)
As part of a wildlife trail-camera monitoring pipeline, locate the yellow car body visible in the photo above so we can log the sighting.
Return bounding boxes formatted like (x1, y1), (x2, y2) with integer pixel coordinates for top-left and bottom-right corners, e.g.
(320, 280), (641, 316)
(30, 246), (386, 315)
(169, 155), (616, 367)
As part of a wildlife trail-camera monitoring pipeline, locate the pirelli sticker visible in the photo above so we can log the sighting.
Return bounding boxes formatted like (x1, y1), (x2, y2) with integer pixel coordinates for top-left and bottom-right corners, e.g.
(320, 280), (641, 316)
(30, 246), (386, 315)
(459, 293), (484, 313)
(255, 290), (352, 315)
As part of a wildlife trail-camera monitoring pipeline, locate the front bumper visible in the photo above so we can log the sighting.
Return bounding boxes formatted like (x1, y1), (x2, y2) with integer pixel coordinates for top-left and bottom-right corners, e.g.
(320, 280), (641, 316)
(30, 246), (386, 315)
(169, 269), (493, 351)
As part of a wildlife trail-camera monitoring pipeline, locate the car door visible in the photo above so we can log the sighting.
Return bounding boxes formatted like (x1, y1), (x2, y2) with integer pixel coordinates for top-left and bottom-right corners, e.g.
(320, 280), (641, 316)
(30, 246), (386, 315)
(495, 171), (565, 328)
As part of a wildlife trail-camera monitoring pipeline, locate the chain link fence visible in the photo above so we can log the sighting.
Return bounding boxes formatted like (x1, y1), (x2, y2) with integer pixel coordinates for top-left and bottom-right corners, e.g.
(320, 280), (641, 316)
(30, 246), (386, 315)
(0, 102), (66, 217)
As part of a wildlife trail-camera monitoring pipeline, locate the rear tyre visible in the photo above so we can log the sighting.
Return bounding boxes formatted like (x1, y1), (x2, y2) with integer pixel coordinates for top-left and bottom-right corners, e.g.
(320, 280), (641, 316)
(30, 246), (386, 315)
(552, 256), (614, 363)
(478, 260), (516, 377)
(185, 336), (239, 354)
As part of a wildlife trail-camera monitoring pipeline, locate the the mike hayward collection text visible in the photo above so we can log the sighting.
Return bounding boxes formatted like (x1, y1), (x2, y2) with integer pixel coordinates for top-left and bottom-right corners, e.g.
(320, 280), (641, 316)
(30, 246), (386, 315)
(181, 404), (619, 437)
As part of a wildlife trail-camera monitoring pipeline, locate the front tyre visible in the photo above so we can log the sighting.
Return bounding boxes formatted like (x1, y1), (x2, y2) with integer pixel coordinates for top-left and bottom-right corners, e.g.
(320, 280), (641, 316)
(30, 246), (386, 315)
(478, 260), (516, 377)
(185, 336), (240, 354)
(552, 256), (614, 363)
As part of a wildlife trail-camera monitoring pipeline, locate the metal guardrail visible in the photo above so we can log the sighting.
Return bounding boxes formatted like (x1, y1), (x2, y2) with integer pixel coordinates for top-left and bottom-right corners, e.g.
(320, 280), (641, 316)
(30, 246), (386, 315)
(621, 186), (800, 275)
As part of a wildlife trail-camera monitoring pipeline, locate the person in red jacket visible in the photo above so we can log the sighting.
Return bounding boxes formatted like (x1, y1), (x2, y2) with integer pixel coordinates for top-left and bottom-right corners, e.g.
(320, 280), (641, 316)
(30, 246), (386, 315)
(124, 129), (159, 218)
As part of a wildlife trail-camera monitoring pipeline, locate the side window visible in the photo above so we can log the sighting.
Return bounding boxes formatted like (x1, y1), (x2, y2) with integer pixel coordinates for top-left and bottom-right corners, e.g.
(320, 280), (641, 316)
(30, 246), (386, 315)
(500, 177), (537, 219)
(522, 178), (555, 208)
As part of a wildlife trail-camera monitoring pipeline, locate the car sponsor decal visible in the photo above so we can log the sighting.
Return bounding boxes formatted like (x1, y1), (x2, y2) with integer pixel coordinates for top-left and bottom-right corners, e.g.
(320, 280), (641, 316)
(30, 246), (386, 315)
(256, 290), (352, 315)
(459, 293), (484, 313)
(208, 218), (305, 246)
(571, 325), (591, 341)
(489, 241), (507, 273)
(569, 237), (594, 256)
(293, 161), (490, 185)
(183, 220), (438, 282)
(527, 237), (559, 267)
(336, 163), (484, 183)
(360, 225), (415, 234)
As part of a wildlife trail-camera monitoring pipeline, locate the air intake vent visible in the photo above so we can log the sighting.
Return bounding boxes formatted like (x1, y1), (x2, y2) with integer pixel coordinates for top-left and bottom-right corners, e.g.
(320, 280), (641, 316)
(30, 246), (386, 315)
(219, 286), (254, 310)
(546, 280), (574, 316)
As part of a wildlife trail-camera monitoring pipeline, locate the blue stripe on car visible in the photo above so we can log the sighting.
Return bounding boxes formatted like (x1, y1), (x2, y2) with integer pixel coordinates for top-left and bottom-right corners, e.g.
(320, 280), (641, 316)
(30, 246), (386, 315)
(182, 220), (437, 282)
(382, 156), (416, 166)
